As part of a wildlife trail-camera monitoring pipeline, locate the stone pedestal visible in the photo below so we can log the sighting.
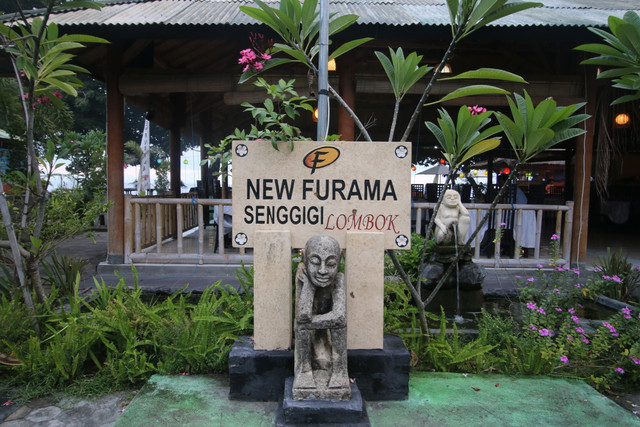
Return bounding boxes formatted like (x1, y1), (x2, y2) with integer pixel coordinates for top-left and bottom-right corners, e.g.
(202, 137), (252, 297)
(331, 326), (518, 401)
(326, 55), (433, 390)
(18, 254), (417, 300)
(229, 335), (410, 402)
(276, 377), (370, 426)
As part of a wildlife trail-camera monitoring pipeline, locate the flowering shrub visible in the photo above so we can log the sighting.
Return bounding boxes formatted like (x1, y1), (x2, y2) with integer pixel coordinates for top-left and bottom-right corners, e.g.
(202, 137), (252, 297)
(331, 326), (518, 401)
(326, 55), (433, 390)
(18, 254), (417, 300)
(506, 237), (640, 390)
(237, 33), (273, 72)
(590, 248), (640, 304)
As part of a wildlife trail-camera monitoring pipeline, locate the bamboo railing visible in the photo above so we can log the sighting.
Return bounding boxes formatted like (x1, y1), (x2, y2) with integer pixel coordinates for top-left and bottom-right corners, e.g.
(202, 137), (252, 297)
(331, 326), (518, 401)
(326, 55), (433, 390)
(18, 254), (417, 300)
(124, 196), (573, 267)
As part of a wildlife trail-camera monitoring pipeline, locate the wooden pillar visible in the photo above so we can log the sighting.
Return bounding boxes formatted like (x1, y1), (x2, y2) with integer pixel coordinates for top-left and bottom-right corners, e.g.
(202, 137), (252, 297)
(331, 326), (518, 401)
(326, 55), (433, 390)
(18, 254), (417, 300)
(106, 43), (125, 264)
(170, 94), (184, 196)
(337, 55), (355, 141)
(571, 68), (597, 266)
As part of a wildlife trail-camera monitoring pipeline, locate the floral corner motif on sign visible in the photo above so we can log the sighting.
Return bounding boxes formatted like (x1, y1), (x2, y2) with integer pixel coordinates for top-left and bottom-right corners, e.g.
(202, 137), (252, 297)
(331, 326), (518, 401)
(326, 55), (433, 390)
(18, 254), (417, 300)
(395, 234), (408, 248)
(235, 144), (248, 157)
(235, 233), (248, 246)
(395, 145), (408, 159)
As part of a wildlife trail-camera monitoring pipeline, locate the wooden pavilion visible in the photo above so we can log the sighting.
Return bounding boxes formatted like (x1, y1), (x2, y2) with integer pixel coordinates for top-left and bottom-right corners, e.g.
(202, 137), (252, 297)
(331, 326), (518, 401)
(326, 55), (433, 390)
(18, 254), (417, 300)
(4, 0), (640, 267)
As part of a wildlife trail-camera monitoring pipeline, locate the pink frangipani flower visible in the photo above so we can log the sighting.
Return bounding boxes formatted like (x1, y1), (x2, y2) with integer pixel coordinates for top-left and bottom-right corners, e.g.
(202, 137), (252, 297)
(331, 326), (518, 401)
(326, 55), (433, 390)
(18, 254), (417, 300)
(468, 105), (487, 115)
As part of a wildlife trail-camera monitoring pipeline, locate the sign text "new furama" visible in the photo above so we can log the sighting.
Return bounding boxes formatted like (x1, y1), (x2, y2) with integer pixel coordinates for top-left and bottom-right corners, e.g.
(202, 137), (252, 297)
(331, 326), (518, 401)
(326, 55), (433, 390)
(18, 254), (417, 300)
(246, 178), (397, 201)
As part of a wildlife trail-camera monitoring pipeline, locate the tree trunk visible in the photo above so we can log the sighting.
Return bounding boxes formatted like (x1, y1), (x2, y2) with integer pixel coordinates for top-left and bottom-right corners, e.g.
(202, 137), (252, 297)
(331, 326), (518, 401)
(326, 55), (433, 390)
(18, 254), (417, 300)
(0, 177), (39, 333)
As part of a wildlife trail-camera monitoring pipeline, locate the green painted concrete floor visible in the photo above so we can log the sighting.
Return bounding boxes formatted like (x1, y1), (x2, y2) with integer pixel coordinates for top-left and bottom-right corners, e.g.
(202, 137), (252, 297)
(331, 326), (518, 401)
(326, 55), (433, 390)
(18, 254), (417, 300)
(116, 372), (640, 427)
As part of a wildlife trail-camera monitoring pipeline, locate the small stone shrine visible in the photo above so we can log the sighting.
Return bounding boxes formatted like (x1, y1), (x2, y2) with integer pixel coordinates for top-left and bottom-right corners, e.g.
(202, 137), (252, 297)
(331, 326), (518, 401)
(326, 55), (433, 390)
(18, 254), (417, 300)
(421, 189), (486, 312)
(227, 140), (412, 425)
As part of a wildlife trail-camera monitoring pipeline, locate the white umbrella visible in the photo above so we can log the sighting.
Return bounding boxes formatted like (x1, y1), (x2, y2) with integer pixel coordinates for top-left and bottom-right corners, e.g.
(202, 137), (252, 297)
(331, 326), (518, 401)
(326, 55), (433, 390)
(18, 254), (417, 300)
(417, 163), (450, 175)
(417, 163), (450, 183)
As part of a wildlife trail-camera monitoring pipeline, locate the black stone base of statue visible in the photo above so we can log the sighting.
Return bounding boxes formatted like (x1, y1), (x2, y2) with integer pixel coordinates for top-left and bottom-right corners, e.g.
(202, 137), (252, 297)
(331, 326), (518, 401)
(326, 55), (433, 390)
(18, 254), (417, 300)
(229, 335), (410, 401)
(347, 335), (410, 401)
(228, 338), (294, 401)
(275, 377), (370, 426)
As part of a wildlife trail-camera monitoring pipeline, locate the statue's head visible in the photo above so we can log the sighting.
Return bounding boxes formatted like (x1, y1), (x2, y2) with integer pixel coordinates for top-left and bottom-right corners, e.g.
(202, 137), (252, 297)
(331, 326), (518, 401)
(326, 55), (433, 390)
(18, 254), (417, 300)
(304, 236), (341, 288)
(442, 189), (461, 208)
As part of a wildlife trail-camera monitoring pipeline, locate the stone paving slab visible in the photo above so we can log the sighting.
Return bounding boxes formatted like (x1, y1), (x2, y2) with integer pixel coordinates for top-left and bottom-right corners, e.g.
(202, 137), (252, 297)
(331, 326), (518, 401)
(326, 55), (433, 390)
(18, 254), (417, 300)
(115, 373), (640, 427)
(0, 392), (133, 427)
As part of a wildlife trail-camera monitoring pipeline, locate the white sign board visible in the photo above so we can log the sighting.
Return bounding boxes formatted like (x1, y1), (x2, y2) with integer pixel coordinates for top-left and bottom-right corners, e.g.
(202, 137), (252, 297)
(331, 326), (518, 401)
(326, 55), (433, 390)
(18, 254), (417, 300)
(232, 140), (411, 249)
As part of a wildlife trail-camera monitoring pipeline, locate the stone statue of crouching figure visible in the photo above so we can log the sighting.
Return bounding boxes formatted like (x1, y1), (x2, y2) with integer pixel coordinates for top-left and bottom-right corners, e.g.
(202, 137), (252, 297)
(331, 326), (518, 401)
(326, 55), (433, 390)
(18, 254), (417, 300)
(434, 189), (470, 246)
(292, 236), (350, 401)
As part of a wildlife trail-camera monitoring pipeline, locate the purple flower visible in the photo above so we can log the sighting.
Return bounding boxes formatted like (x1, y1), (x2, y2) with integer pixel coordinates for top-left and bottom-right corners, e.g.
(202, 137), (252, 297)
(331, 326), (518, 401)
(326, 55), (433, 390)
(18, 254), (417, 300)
(527, 277), (535, 282)
(568, 308), (576, 314)
(529, 324), (538, 331)
(526, 302), (537, 310)
(631, 355), (640, 365)
(573, 268), (580, 275)
(575, 327), (585, 334)
(611, 275), (623, 283)
(499, 222), (507, 227)
(555, 307), (563, 312)
(537, 264), (544, 269)
(551, 234), (559, 240)
(574, 283), (582, 289)
(539, 328), (552, 336)
(560, 356), (569, 364)
(571, 315), (580, 323)
(622, 307), (632, 319)
(580, 336), (590, 344)
(615, 368), (625, 374)
(567, 335), (575, 341)
(593, 266), (602, 272)
(537, 307), (546, 315)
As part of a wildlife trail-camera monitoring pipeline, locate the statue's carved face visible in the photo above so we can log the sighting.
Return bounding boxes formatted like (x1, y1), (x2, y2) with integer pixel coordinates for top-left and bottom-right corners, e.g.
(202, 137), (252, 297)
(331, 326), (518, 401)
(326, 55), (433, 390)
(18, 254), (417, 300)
(443, 190), (460, 208)
(305, 236), (341, 288)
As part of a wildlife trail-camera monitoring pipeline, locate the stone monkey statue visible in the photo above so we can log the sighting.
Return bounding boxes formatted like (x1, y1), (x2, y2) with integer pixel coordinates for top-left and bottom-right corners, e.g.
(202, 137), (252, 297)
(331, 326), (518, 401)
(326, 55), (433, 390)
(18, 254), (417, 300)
(434, 189), (470, 245)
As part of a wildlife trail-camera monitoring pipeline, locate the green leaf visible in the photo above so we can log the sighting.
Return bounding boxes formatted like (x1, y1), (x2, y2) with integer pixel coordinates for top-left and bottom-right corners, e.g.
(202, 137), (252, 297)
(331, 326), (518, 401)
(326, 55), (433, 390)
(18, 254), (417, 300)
(273, 44), (309, 64)
(439, 67), (527, 83)
(301, 0), (319, 39)
(611, 91), (640, 105)
(459, 138), (501, 164)
(494, 112), (523, 157)
(467, 2), (543, 38)
(430, 85), (511, 104)
(328, 14), (360, 36)
(574, 43), (633, 58)
(616, 24), (640, 56)
(329, 38), (373, 61)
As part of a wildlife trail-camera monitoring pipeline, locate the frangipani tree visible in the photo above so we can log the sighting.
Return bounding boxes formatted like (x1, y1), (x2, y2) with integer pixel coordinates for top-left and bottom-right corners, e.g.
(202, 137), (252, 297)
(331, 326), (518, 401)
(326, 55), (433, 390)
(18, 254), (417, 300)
(0, 0), (106, 321)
